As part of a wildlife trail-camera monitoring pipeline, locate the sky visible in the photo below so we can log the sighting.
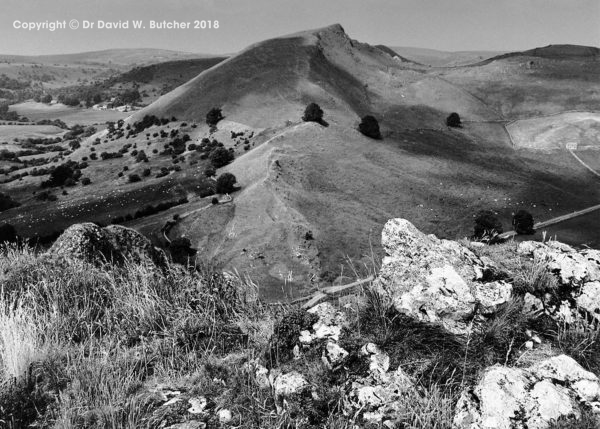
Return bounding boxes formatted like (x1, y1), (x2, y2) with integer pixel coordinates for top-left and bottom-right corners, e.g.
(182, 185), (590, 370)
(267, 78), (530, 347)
(0, 0), (598, 56)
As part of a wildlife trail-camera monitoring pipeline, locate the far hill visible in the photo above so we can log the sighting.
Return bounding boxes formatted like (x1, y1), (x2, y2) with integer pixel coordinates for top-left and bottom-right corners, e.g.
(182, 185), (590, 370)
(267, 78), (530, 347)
(390, 46), (505, 67)
(479, 44), (600, 65)
(0, 48), (213, 67)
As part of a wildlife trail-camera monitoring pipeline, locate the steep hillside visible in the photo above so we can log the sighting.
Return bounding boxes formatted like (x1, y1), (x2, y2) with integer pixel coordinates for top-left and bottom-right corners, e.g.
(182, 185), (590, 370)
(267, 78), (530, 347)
(2, 26), (600, 301)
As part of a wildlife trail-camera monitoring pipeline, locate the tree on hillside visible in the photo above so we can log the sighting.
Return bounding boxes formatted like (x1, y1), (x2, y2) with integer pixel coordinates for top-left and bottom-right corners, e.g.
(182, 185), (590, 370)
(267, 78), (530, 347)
(0, 193), (20, 212)
(169, 237), (197, 266)
(302, 102), (324, 124)
(473, 210), (503, 240)
(0, 223), (17, 244)
(358, 115), (382, 139)
(41, 94), (52, 104)
(46, 164), (75, 187)
(209, 147), (234, 168)
(446, 112), (461, 127)
(215, 173), (237, 194)
(206, 107), (224, 127)
(512, 210), (535, 235)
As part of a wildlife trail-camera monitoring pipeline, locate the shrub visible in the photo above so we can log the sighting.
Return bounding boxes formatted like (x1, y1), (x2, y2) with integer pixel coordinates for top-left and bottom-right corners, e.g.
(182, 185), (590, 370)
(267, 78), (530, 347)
(0, 223), (17, 243)
(513, 210), (535, 235)
(203, 167), (216, 177)
(169, 237), (197, 266)
(474, 210), (503, 239)
(206, 107), (224, 126)
(128, 174), (141, 183)
(0, 192), (20, 212)
(142, 168), (151, 177)
(358, 115), (382, 139)
(302, 102), (324, 123)
(135, 150), (148, 163)
(215, 173), (237, 194)
(211, 197), (219, 205)
(81, 177), (91, 186)
(446, 112), (461, 127)
(209, 147), (234, 168)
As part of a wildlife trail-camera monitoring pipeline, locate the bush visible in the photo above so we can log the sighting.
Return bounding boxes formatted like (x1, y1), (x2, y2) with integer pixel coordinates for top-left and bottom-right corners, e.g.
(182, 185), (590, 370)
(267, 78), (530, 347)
(446, 112), (461, 127)
(0, 223), (17, 243)
(169, 237), (197, 266)
(513, 210), (535, 235)
(81, 177), (91, 186)
(209, 147), (234, 168)
(302, 102), (324, 123)
(142, 168), (151, 177)
(135, 150), (148, 163)
(358, 115), (382, 139)
(0, 192), (20, 212)
(128, 174), (141, 183)
(474, 210), (503, 239)
(215, 173), (237, 194)
(206, 107), (224, 126)
(203, 167), (216, 177)
(211, 197), (219, 205)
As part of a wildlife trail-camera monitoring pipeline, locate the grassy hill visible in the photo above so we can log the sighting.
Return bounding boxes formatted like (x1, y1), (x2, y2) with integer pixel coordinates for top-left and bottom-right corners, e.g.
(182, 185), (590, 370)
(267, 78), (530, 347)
(1, 25), (599, 300)
(389, 46), (505, 67)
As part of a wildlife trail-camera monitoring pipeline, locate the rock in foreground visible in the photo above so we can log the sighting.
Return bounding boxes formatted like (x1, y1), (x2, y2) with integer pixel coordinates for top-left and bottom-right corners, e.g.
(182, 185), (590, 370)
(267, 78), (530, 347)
(374, 218), (512, 334)
(49, 222), (167, 267)
(453, 354), (600, 429)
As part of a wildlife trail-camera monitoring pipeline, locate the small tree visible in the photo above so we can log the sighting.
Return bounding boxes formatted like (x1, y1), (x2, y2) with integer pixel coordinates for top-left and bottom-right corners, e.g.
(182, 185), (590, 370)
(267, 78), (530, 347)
(206, 107), (224, 127)
(473, 210), (503, 240)
(204, 167), (216, 178)
(81, 177), (91, 185)
(135, 150), (148, 162)
(0, 223), (17, 244)
(302, 103), (324, 123)
(215, 173), (237, 194)
(128, 174), (141, 183)
(513, 210), (535, 235)
(209, 147), (234, 168)
(358, 115), (382, 139)
(446, 112), (461, 127)
(169, 237), (197, 266)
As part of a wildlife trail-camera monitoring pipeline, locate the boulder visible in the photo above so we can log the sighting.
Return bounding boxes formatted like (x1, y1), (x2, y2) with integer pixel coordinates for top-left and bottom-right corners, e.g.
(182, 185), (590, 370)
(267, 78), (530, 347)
(347, 343), (415, 423)
(299, 302), (348, 344)
(453, 354), (600, 429)
(518, 241), (600, 322)
(49, 222), (167, 267)
(374, 219), (512, 334)
(273, 371), (309, 400)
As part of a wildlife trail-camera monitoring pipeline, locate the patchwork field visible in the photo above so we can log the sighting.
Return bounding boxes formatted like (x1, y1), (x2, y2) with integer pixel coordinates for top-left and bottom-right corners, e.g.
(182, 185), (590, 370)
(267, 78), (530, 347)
(9, 102), (130, 126)
(506, 111), (600, 150)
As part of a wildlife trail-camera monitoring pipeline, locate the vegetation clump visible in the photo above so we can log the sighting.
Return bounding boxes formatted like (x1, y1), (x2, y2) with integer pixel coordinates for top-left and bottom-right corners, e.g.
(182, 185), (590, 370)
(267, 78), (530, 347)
(206, 107), (224, 127)
(215, 173), (237, 194)
(358, 115), (382, 139)
(209, 147), (234, 168)
(513, 209), (535, 235)
(473, 209), (503, 240)
(446, 112), (461, 127)
(302, 102), (325, 125)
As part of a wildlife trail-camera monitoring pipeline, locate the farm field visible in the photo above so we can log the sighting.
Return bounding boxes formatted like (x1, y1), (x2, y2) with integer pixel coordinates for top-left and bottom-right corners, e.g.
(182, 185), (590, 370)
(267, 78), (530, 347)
(9, 102), (131, 126)
(506, 111), (600, 150)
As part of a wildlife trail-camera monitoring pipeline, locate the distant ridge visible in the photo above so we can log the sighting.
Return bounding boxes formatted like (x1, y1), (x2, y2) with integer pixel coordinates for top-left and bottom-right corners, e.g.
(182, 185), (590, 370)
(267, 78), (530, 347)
(374, 45), (423, 65)
(478, 44), (600, 65)
(0, 48), (216, 67)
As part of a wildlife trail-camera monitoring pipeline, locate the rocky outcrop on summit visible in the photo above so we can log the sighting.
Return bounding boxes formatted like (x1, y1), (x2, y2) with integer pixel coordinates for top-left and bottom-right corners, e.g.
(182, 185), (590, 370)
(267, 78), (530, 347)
(453, 354), (600, 429)
(518, 240), (600, 322)
(374, 218), (512, 335)
(49, 222), (167, 267)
